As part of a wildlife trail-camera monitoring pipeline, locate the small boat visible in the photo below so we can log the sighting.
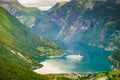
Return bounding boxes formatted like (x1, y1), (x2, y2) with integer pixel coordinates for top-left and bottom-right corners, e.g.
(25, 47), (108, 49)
(65, 54), (83, 60)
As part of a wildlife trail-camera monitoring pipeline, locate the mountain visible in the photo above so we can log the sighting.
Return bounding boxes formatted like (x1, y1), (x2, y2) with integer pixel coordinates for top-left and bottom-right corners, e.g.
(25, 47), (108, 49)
(0, 1), (120, 79)
(47, 0), (120, 50)
(0, 0), (61, 40)
(0, 0), (40, 27)
(49, 1), (68, 11)
(1, 0), (119, 51)
(0, 6), (62, 68)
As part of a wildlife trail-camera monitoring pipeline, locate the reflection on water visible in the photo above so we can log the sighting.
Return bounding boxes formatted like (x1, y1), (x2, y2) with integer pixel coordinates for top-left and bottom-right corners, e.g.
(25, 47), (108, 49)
(36, 43), (114, 74)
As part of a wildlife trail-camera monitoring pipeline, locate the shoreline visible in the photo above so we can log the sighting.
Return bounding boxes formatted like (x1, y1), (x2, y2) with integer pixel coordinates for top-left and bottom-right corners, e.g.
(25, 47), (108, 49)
(33, 60), (111, 75)
(33, 60), (67, 74)
(108, 56), (119, 70)
(34, 51), (115, 75)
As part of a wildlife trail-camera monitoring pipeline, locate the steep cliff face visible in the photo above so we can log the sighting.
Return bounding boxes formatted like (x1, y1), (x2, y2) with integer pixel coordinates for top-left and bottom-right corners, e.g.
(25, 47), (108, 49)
(48, 0), (95, 42)
(47, 0), (120, 50)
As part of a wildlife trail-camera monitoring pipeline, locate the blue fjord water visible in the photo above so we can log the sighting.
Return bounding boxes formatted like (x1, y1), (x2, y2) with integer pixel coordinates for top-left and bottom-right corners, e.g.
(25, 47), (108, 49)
(39, 43), (114, 73)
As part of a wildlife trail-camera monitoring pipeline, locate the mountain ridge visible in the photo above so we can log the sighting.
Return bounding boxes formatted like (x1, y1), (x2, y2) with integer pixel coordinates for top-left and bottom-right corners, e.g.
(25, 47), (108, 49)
(1, 0), (119, 52)
(47, 0), (120, 50)
(0, 0), (40, 27)
(0, 6), (62, 68)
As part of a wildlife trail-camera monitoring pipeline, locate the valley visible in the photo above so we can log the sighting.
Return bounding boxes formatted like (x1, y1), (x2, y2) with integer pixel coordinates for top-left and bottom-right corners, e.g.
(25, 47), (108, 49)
(0, 0), (120, 80)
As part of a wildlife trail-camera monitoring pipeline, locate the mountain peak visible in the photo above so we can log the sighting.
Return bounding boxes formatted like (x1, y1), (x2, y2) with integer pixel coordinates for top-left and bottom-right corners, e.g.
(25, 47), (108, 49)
(71, 0), (82, 1)
(57, 1), (68, 6)
(0, 0), (21, 7)
(49, 1), (67, 11)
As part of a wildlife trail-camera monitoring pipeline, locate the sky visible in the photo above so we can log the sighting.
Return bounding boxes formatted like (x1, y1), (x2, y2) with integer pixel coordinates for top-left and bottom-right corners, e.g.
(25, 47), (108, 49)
(17, 0), (70, 10)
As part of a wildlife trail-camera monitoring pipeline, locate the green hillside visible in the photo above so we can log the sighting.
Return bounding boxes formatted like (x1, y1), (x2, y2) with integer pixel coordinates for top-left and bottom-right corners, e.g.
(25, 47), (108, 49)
(79, 70), (120, 80)
(0, 60), (49, 80)
(0, 6), (62, 68)
(1, 59), (120, 80)
(0, 0), (40, 26)
(0, 60), (74, 80)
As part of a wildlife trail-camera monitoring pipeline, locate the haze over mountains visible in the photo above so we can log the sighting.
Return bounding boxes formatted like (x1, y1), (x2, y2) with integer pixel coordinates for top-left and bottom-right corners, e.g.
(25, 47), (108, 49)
(1, 0), (120, 51)
(32, 0), (120, 51)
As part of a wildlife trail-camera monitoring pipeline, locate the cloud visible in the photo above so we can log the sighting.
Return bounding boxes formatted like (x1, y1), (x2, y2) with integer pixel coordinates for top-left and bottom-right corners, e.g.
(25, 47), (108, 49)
(17, 0), (70, 10)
